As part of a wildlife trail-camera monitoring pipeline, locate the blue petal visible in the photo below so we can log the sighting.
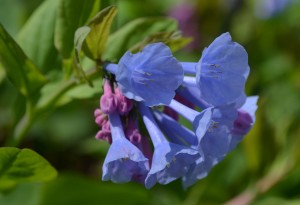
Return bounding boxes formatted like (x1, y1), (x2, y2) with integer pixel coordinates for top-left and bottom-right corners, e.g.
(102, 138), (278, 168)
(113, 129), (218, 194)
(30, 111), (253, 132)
(200, 105), (237, 159)
(102, 138), (149, 183)
(240, 96), (258, 121)
(117, 43), (184, 106)
(192, 107), (213, 144)
(182, 156), (213, 189)
(196, 32), (249, 106)
(145, 142), (199, 189)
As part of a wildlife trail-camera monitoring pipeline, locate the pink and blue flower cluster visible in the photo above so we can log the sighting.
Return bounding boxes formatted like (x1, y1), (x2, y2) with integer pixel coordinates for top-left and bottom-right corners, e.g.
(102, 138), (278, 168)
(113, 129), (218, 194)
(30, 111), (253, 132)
(94, 32), (258, 189)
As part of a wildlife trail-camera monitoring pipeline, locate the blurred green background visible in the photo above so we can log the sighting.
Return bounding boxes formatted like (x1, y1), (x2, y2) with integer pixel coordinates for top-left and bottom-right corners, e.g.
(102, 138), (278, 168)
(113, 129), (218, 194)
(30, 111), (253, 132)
(1, 0), (300, 204)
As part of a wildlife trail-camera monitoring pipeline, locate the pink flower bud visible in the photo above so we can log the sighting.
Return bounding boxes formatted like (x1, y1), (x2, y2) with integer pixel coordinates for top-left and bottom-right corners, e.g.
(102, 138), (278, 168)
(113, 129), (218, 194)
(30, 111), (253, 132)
(95, 130), (112, 144)
(115, 87), (134, 115)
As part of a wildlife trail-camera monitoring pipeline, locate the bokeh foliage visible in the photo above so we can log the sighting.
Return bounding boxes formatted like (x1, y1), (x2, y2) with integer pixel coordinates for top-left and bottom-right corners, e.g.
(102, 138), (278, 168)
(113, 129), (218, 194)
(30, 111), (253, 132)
(0, 0), (300, 204)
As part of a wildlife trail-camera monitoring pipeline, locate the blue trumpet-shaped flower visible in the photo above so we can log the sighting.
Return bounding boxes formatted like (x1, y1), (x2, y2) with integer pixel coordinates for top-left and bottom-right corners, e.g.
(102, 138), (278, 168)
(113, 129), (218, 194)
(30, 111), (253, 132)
(105, 43), (183, 106)
(168, 99), (238, 159)
(167, 100), (240, 187)
(182, 97), (258, 188)
(102, 112), (149, 183)
(181, 32), (249, 107)
(137, 102), (200, 189)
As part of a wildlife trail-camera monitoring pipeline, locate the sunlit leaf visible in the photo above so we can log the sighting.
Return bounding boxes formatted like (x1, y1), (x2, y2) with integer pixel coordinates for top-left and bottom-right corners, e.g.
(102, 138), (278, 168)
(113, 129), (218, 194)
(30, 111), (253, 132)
(0, 24), (47, 97)
(0, 147), (57, 191)
(83, 6), (117, 60)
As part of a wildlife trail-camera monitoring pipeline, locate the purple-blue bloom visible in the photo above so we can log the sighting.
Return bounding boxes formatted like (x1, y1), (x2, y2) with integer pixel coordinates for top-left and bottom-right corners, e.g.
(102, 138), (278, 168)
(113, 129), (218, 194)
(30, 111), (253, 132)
(102, 112), (149, 183)
(182, 97), (258, 189)
(182, 32), (249, 107)
(137, 102), (200, 189)
(95, 32), (258, 189)
(105, 43), (183, 106)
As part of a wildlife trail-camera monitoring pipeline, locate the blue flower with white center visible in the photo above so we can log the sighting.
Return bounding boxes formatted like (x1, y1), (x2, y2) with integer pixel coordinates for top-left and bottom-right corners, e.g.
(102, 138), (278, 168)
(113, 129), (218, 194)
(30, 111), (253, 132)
(102, 112), (149, 183)
(105, 43), (184, 106)
(137, 102), (200, 189)
(181, 32), (249, 107)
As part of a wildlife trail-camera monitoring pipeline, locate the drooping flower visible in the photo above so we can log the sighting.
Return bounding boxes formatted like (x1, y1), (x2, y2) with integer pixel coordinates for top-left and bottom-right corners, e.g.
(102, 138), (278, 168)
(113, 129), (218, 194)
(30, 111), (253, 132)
(137, 102), (200, 189)
(182, 97), (258, 188)
(181, 32), (249, 107)
(93, 32), (258, 189)
(102, 112), (149, 183)
(105, 43), (184, 106)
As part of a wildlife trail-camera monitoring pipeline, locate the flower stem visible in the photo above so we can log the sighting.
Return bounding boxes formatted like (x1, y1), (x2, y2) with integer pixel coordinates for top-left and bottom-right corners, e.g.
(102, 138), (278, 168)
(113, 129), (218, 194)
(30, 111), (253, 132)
(6, 67), (98, 147)
(137, 102), (166, 147)
(168, 99), (199, 122)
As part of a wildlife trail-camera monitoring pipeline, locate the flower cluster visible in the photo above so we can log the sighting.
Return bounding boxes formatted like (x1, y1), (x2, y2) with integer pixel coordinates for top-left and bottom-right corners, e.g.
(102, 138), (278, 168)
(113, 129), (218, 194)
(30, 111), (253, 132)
(94, 32), (258, 189)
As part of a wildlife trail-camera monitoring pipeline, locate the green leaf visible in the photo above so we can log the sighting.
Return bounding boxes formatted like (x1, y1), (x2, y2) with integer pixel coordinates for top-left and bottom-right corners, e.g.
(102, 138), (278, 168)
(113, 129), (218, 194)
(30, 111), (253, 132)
(83, 6), (117, 60)
(130, 31), (192, 53)
(0, 24), (47, 97)
(55, 0), (101, 59)
(103, 17), (178, 61)
(17, 0), (60, 72)
(0, 147), (57, 191)
(73, 26), (92, 84)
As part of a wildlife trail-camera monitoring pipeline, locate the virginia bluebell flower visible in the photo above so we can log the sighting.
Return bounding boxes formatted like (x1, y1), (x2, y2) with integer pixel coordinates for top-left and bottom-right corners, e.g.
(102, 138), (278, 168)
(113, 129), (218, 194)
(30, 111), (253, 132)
(102, 112), (149, 183)
(137, 102), (200, 189)
(94, 32), (258, 189)
(168, 99), (238, 159)
(182, 97), (258, 188)
(152, 102), (234, 189)
(162, 96), (258, 188)
(105, 43), (184, 106)
(181, 32), (249, 107)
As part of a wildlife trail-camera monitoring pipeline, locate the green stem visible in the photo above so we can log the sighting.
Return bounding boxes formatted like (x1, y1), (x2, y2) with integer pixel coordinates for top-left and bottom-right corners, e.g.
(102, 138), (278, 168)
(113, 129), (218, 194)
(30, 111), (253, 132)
(7, 102), (34, 147)
(6, 67), (98, 147)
